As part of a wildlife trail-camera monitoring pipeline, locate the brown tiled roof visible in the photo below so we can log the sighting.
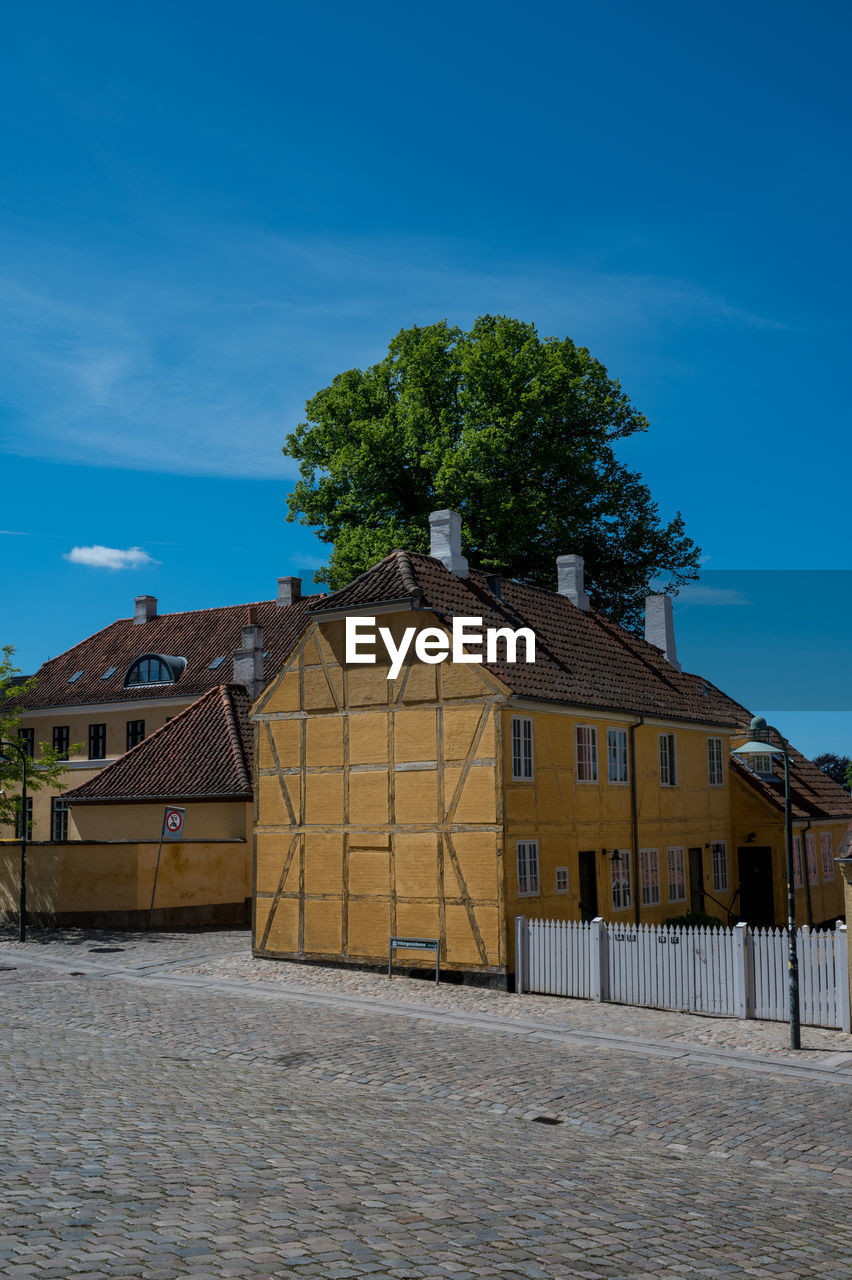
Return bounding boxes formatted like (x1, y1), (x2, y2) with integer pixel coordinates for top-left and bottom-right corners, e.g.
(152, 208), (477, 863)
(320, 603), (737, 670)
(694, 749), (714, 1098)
(22, 596), (323, 710)
(312, 551), (752, 728)
(65, 685), (253, 804)
(731, 751), (852, 821)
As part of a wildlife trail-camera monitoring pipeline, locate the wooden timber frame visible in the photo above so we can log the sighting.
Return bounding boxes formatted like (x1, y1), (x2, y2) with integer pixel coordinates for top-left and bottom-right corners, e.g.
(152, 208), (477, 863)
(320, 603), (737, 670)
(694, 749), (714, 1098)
(252, 610), (510, 979)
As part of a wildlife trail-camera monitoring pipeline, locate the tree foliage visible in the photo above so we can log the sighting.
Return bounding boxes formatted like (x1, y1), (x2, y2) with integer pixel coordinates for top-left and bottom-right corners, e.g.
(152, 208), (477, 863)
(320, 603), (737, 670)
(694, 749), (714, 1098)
(812, 752), (852, 792)
(0, 645), (73, 832)
(284, 316), (701, 629)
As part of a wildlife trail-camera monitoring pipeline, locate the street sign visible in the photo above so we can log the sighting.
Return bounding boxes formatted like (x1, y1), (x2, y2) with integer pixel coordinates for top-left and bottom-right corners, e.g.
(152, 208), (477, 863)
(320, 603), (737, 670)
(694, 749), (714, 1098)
(388, 936), (440, 983)
(162, 806), (186, 839)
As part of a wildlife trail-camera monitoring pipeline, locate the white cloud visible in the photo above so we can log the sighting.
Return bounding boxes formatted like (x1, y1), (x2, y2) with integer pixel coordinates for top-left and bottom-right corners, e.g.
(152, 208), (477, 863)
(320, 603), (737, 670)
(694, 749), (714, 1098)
(674, 585), (751, 610)
(63, 545), (160, 570)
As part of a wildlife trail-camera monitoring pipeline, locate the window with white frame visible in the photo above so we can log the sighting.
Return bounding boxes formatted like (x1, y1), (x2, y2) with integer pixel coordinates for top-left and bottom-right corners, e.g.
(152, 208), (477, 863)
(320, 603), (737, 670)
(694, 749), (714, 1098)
(516, 839), (540, 896)
(607, 728), (629, 783)
(711, 841), (728, 892)
(806, 833), (819, 885)
(667, 847), (686, 903)
(707, 737), (724, 786)
(640, 848), (660, 906)
(555, 866), (570, 893)
(793, 835), (804, 889)
(610, 850), (632, 910)
(659, 733), (678, 786)
(511, 716), (534, 781)
(821, 832), (835, 881)
(575, 725), (598, 782)
(751, 754), (773, 777)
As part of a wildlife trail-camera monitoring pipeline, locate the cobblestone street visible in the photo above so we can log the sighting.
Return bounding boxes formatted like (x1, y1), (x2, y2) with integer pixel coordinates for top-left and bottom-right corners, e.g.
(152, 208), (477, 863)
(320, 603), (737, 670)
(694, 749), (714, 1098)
(2, 929), (851, 1279)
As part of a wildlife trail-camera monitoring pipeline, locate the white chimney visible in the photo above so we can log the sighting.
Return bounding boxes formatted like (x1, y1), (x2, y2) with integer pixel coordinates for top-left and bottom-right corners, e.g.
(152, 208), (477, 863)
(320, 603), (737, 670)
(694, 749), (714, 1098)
(429, 509), (468, 578)
(556, 556), (590, 610)
(232, 607), (264, 698)
(645, 594), (681, 671)
(277, 576), (302, 608)
(134, 595), (157, 625)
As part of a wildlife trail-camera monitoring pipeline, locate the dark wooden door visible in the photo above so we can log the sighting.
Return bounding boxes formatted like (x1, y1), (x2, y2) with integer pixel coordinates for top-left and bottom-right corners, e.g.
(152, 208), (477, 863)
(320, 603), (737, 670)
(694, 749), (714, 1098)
(578, 850), (598, 921)
(688, 848), (704, 914)
(738, 846), (775, 925)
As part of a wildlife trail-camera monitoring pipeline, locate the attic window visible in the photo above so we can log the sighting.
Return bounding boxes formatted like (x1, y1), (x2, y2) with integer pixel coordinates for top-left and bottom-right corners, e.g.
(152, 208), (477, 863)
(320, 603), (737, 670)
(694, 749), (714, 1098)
(100, 667), (118, 680)
(67, 670), (83, 683)
(208, 656), (226, 670)
(751, 754), (774, 777)
(124, 654), (186, 687)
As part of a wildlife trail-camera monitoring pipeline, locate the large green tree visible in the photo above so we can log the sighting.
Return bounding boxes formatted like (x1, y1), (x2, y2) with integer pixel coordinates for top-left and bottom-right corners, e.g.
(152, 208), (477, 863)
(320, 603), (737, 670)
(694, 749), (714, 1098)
(1, 645), (73, 832)
(284, 315), (700, 628)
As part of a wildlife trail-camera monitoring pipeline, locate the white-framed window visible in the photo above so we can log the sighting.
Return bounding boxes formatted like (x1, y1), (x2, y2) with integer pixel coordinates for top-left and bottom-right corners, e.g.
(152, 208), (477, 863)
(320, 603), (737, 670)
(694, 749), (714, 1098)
(707, 737), (724, 787)
(806, 833), (819, 885)
(555, 866), (570, 893)
(607, 727), (629, 783)
(711, 841), (728, 892)
(516, 839), (540, 896)
(575, 725), (598, 782)
(667, 847), (686, 903)
(511, 716), (534, 781)
(659, 733), (678, 786)
(611, 850), (632, 911)
(640, 848), (660, 906)
(751, 754), (773, 777)
(793, 835), (804, 889)
(821, 832), (835, 881)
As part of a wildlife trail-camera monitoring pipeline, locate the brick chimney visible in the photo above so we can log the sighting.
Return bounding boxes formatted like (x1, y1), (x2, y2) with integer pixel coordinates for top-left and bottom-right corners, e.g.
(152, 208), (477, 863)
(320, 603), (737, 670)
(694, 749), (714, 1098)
(645, 594), (681, 671)
(232, 606), (264, 698)
(277, 576), (302, 608)
(429, 510), (468, 578)
(556, 556), (590, 610)
(134, 595), (157, 625)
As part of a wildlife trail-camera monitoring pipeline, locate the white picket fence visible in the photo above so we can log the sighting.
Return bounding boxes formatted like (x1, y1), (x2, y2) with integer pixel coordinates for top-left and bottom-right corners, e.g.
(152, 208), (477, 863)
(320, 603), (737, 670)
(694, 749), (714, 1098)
(515, 916), (851, 1031)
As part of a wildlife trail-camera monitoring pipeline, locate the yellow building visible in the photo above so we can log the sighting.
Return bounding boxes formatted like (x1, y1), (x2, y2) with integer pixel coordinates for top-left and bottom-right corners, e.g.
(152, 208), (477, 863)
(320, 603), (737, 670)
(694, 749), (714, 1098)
(252, 511), (852, 983)
(1, 579), (316, 927)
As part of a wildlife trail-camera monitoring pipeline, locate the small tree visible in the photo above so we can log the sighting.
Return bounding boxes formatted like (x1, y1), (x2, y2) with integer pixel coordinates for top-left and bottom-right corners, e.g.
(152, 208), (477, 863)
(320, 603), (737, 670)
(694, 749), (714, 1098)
(812, 752), (852, 792)
(0, 645), (74, 832)
(284, 316), (701, 630)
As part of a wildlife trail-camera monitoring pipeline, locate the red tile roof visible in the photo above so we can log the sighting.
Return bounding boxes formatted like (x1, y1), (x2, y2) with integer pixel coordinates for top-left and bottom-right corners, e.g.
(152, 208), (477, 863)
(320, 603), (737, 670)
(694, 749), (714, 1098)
(65, 685), (253, 804)
(731, 751), (852, 822)
(312, 550), (751, 727)
(21, 596), (323, 710)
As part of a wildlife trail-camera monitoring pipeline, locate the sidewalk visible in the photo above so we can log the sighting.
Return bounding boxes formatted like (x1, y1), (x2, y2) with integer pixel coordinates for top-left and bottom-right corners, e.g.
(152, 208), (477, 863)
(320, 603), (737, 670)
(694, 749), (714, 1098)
(2, 925), (851, 1077)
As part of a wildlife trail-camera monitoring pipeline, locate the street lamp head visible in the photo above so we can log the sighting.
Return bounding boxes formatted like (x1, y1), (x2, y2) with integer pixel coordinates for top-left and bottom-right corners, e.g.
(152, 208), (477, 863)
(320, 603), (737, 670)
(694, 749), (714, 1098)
(732, 739), (783, 759)
(749, 716), (768, 735)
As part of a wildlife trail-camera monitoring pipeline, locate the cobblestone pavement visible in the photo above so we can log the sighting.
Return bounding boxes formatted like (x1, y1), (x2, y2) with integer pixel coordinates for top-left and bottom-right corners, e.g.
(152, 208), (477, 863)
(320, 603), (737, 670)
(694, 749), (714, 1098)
(2, 928), (852, 1278)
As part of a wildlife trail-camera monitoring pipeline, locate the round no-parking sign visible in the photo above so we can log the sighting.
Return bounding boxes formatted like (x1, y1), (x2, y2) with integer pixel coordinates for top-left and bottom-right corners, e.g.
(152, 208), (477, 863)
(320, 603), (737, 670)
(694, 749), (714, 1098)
(162, 806), (186, 839)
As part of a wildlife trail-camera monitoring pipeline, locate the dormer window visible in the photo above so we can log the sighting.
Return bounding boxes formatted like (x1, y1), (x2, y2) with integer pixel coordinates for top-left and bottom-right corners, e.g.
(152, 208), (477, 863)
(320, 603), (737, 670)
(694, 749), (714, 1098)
(751, 754), (774, 777)
(124, 654), (186, 687)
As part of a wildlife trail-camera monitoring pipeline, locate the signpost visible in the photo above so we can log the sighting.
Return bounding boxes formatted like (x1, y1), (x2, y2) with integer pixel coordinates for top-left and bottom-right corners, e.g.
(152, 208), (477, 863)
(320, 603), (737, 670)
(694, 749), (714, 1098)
(387, 936), (440, 983)
(148, 806), (186, 929)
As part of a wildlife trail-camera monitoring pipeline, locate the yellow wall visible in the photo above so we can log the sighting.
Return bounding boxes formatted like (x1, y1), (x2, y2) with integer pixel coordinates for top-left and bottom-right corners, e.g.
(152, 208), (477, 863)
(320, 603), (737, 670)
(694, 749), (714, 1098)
(7, 700), (193, 841)
(0, 830), (250, 926)
(730, 771), (846, 925)
(503, 711), (736, 940)
(253, 612), (509, 976)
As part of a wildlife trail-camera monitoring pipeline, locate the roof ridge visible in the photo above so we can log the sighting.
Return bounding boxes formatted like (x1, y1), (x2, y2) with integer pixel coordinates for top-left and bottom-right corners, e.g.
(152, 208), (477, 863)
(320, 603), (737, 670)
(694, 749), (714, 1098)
(220, 685), (252, 795)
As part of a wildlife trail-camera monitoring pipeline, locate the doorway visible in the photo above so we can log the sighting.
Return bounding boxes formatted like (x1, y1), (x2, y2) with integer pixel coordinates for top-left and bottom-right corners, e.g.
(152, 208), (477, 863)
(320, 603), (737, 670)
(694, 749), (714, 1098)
(688, 848), (704, 914)
(737, 846), (775, 925)
(578, 851), (598, 921)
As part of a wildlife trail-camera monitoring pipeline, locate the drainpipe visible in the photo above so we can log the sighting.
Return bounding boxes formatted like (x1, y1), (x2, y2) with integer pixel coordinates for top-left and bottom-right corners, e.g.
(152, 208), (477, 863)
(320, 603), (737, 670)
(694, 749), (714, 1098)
(629, 715), (644, 926)
(799, 819), (814, 928)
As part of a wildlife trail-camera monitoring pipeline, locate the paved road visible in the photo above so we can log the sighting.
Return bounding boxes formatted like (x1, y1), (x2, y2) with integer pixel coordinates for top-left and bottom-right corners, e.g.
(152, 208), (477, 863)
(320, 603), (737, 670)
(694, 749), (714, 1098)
(1, 931), (851, 1279)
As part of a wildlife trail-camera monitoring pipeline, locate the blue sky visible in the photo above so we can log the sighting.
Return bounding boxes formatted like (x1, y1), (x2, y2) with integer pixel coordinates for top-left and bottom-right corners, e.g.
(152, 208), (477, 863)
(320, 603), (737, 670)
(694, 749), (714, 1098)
(2, 0), (850, 757)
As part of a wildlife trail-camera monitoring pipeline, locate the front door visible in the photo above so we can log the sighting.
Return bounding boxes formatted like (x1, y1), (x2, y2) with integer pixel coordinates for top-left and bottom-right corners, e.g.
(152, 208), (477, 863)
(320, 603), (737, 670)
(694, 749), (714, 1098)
(688, 848), (704, 914)
(738, 846), (775, 925)
(578, 850), (598, 921)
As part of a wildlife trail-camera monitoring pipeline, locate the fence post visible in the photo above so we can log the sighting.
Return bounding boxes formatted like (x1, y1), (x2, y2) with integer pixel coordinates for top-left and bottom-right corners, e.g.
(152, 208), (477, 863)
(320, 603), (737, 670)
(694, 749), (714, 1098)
(733, 922), (750, 1019)
(515, 915), (528, 995)
(590, 917), (607, 1002)
(835, 922), (850, 1034)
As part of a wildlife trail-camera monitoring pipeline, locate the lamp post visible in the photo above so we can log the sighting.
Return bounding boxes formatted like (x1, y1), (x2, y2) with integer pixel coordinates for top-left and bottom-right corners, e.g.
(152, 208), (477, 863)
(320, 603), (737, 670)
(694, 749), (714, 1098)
(732, 716), (800, 1050)
(0, 737), (28, 943)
